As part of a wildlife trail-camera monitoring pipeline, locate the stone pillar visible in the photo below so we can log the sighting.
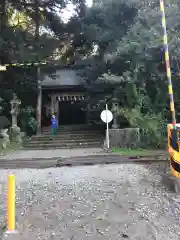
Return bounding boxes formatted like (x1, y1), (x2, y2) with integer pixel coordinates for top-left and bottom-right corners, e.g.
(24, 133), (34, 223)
(50, 94), (59, 126)
(51, 93), (56, 114)
(36, 67), (42, 135)
(10, 93), (22, 143)
(111, 98), (119, 129)
(55, 98), (58, 114)
(55, 97), (59, 126)
(86, 103), (90, 125)
(50, 95), (53, 113)
(86, 96), (91, 125)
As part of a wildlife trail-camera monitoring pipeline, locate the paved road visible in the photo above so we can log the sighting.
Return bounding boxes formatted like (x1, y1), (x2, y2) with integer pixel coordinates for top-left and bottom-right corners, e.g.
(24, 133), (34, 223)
(0, 148), (104, 160)
(0, 147), (167, 169)
(1, 162), (179, 240)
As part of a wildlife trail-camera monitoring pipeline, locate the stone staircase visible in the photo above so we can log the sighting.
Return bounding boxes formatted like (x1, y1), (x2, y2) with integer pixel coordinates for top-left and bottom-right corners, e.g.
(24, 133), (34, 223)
(23, 124), (104, 149)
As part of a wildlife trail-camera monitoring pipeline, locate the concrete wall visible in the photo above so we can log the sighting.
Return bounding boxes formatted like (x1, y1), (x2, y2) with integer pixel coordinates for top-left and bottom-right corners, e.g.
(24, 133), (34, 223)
(107, 128), (140, 148)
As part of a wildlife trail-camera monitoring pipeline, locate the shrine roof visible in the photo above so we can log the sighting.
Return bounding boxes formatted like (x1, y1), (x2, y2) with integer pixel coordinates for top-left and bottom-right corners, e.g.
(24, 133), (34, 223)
(42, 69), (83, 87)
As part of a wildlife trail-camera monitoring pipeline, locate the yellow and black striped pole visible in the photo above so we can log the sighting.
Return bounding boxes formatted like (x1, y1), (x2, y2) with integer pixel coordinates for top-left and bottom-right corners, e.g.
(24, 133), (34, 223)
(160, 0), (176, 128)
(160, 0), (180, 180)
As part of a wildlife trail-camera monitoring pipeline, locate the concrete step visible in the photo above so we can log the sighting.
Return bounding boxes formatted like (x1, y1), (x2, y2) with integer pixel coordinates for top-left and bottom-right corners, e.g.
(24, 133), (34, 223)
(24, 138), (102, 145)
(42, 129), (100, 135)
(44, 124), (87, 128)
(29, 136), (103, 140)
(23, 142), (101, 149)
(43, 125), (97, 131)
(43, 124), (101, 128)
(34, 133), (103, 139)
(27, 125), (104, 150)
(23, 145), (102, 149)
(27, 139), (103, 144)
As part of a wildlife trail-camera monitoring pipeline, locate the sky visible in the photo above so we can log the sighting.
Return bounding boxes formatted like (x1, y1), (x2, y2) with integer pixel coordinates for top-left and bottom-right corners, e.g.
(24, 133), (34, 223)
(62, 0), (93, 22)
(86, 0), (93, 7)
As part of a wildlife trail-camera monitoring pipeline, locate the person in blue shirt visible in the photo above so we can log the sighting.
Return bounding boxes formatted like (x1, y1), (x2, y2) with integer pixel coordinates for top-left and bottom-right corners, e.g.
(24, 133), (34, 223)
(51, 114), (57, 138)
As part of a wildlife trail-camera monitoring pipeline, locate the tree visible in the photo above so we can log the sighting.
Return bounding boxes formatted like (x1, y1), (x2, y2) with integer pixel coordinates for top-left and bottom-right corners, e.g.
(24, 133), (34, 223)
(0, 0), (88, 118)
(72, 0), (141, 122)
(75, 0), (180, 146)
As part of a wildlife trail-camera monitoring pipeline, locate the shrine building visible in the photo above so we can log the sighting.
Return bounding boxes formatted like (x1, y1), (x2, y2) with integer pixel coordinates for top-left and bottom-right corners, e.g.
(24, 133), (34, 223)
(41, 66), (87, 126)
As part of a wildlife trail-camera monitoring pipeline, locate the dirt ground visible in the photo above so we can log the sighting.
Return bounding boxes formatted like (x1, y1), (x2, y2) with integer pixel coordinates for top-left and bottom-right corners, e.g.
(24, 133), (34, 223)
(0, 162), (180, 240)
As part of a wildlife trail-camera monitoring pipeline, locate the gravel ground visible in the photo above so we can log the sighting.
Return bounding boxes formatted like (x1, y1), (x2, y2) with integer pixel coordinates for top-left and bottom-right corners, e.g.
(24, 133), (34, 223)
(0, 162), (180, 240)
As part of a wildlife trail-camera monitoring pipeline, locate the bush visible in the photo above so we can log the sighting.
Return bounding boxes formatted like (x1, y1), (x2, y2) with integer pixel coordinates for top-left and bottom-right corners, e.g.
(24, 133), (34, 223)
(19, 106), (37, 136)
(118, 107), (167, 148)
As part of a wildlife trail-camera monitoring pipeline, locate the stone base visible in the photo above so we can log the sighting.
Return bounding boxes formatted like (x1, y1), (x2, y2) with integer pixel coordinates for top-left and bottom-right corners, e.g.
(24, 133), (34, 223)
(0, 129), (10, 149)
(3, 230), (20, 240)
(107, 128), (140, 148)
(10, 126), (22, 144)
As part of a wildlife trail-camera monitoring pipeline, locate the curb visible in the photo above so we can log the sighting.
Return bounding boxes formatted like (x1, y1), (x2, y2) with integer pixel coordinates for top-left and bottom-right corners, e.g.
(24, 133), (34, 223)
(0, 156), (168, 169)
(0, 153), (168, 162)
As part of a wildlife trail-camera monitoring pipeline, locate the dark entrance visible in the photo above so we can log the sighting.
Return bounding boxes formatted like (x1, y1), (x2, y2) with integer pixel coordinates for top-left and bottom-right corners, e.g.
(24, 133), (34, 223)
(59, 102), (86, 125)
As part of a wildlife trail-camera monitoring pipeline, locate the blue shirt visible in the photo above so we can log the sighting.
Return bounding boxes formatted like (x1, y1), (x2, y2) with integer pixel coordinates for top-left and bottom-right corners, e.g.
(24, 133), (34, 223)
(51, 117), (57, 127)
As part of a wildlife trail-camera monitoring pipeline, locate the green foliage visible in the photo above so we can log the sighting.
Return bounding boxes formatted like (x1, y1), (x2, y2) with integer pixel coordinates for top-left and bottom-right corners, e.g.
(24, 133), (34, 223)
(0, 0), (179, 149)
(76, 0), (180, 149)
(19, 106), (36, 136)
(0, 0), (88, 123)
(118, 107), (167, 148)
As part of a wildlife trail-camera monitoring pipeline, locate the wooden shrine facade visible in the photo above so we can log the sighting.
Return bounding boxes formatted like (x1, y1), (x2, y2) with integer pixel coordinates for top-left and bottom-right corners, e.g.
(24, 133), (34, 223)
(41, 67), (87, 126)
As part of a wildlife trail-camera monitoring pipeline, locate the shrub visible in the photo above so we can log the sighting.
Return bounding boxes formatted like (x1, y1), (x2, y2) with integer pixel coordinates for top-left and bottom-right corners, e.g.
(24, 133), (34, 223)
(118, 107), (166, 148)
(19, 106), (37, 136)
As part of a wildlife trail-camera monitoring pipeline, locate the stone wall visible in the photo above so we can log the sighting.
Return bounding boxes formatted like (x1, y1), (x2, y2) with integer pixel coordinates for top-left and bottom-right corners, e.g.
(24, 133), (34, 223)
(108, 128), (140, 148)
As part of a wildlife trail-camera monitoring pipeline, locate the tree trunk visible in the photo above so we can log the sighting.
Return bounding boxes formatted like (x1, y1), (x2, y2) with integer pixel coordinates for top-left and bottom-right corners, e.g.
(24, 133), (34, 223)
(0, 0), (8, 64)
(36, 67), (42, 135)
(34, 0), (42, 135)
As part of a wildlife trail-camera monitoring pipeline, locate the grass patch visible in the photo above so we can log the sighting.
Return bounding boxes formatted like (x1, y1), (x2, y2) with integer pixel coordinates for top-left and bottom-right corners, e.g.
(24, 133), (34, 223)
(112, 148), (166, 157)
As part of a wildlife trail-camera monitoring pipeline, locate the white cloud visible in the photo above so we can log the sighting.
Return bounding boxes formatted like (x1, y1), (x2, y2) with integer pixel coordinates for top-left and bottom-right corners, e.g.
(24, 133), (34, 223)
(61, 0), (92, 23)
(86, 0), (93, 7)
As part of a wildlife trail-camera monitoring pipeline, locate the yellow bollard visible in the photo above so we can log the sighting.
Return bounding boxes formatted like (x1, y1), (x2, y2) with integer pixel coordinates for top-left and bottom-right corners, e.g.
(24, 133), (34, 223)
(7, 174), (15, 232)
(0, 65), (6, 71)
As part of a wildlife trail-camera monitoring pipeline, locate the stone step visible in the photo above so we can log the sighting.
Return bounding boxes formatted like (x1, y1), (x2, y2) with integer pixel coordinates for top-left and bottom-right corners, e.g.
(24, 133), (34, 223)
(44, 124), (87, 127)
(42, 129), (100, 135)
(23, 142), (101, 149)
(35, 133), (103, 138)
(43, 125), (97, 131)
(25, 138), (101, 144)
(26, 125), (104, 150)
(32, 135), (103, 140)
(23, 146), (101, 150)
(24, 138), (102, 144)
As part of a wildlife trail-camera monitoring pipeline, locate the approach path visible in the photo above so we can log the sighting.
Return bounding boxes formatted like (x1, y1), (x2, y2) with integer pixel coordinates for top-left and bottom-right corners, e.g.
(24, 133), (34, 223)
(1, 162), (179, 240)
(0, 148), (167, 169)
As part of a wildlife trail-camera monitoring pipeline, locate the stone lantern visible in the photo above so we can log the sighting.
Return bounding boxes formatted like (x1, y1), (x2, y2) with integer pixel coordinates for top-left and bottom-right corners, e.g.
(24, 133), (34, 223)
(10, 93), (21, 127)
(111, 97), (119, 129)
(10, 93), (22, 143)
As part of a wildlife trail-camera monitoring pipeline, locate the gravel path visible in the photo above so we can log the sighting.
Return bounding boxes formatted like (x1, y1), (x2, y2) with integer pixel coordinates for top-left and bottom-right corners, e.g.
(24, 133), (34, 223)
(0, 163), (180, 240)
